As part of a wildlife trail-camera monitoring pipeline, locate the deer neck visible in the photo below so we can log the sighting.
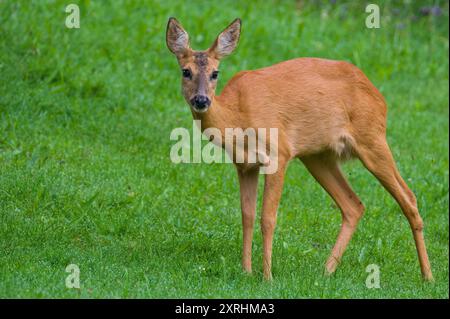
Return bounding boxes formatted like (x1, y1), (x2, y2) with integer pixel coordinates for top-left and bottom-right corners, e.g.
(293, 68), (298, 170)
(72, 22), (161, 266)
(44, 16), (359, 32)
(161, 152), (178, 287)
(191, 94), (238, 135)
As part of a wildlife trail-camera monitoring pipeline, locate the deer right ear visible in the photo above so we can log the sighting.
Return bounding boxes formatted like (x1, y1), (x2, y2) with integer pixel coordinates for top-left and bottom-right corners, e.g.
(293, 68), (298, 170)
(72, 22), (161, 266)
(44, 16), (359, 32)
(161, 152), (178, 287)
(166, 17), (190, 57)
(208, 18), (241, 59)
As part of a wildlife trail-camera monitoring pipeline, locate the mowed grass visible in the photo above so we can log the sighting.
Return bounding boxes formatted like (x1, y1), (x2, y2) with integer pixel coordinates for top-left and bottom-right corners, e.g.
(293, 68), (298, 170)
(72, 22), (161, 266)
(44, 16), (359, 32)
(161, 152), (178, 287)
(0, 0), (448, 298)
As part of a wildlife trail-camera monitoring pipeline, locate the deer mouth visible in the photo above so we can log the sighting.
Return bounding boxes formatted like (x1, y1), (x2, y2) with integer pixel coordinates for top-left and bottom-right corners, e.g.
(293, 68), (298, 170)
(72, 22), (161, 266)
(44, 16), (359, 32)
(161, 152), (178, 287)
(191, 104), (210, 113)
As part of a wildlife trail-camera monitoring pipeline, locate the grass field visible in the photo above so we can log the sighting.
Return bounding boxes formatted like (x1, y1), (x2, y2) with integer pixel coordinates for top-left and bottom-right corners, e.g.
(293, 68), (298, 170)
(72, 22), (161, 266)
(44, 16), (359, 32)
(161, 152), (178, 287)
(0, 0), (448, 298)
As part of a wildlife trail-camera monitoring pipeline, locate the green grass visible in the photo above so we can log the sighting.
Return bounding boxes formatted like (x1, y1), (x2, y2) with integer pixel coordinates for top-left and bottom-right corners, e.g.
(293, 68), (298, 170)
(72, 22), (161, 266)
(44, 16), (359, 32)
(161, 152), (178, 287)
(0, 0), (448, 298)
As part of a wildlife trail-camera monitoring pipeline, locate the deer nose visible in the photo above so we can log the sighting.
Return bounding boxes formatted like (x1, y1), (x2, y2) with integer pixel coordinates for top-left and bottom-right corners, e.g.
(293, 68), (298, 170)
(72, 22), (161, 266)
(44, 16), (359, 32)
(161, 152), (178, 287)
(191, 95), (211, 110)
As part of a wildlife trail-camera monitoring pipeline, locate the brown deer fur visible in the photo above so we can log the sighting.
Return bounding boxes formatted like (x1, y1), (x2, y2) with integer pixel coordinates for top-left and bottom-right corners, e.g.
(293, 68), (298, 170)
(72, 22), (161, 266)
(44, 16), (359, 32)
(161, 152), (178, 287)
(166, 17), (433, 281)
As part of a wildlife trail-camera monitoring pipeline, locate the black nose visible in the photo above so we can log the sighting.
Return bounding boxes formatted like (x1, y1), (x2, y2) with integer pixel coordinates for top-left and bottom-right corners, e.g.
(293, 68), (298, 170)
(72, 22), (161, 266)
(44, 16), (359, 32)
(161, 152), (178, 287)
(191, 95), (211, 110)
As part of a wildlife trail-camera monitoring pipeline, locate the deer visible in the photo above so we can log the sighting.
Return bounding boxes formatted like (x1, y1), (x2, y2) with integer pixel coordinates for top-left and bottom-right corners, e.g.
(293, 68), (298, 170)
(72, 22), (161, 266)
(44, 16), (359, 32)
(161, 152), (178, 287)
(166, 17), (433, 281)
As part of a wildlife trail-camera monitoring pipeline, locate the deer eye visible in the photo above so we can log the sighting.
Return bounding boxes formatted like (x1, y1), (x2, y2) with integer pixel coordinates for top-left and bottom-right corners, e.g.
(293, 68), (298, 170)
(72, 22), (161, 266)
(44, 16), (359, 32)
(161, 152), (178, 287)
(211, 71), (219, 80)
(182, 69), (192, 79)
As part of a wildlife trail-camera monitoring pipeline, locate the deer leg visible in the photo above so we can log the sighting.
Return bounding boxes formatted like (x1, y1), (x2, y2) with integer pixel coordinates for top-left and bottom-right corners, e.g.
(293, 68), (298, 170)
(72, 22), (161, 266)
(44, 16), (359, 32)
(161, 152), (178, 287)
(302, 154), (365, 274)
(237, 167), (259, 273)
(356, 139), (433, 281)
(261, 163), (287, 280)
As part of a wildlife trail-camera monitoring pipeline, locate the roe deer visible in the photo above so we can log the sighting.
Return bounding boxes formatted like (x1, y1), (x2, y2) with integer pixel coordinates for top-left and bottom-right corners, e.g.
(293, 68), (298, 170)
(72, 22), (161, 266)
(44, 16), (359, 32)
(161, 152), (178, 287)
(166, 17), (433, 281)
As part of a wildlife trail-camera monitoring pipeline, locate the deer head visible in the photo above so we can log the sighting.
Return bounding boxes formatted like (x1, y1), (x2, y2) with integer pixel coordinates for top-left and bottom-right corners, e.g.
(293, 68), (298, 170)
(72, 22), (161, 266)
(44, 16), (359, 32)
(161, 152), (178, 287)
(166, 17), (241, 113)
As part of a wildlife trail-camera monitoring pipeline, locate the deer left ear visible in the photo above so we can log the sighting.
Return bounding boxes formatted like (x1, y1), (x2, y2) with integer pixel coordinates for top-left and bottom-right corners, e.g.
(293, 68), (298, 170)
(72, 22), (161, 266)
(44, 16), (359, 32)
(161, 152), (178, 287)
(209, 18), (241, 59)
(166, 17), (191, 57)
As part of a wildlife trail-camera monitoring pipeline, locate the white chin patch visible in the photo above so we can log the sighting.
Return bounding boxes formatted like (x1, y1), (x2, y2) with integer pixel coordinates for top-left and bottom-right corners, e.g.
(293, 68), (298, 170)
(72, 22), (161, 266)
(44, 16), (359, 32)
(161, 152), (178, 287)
(192, 105), (210, 113)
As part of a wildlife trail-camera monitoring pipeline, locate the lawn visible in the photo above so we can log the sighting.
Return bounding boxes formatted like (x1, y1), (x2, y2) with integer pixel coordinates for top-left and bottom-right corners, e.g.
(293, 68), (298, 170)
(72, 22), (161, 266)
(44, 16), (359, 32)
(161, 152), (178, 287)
(0, 0), (448, 298)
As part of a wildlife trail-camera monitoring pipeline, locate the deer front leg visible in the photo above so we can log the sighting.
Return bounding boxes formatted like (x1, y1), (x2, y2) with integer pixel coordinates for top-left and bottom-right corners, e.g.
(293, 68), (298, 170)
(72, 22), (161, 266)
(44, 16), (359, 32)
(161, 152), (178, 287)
(261, 163), (286, 280)
(237, 167), (259, 273)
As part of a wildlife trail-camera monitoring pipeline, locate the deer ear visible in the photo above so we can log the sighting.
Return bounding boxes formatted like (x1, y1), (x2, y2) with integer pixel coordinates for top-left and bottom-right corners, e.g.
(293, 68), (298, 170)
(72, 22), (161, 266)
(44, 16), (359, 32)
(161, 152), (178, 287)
(209, 18), (241, 59)
(166, 17), (190, 57)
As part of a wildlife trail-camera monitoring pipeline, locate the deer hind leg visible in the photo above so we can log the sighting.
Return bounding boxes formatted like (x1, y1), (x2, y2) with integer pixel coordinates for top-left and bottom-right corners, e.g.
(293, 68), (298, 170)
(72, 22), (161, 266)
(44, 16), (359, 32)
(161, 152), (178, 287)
(302, 153), (365, 274)
(356, 138), (433, 281)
